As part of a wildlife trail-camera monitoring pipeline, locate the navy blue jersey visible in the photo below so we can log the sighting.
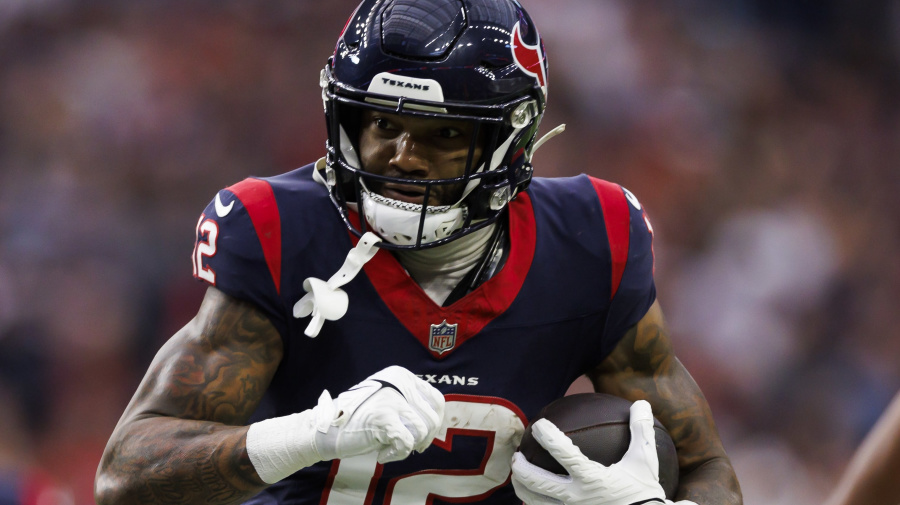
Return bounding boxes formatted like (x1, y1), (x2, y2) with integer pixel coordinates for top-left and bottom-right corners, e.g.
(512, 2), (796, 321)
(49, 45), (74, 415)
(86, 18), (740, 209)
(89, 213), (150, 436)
(192, 162), (656, 505)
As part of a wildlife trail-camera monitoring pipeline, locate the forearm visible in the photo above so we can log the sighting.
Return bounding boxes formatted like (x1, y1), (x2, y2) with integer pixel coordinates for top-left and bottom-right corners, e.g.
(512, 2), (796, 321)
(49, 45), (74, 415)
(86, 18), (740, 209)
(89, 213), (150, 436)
(645, 365), (742, 505)
(590, 302), (743, 504)
(592, 361), (741, 503)
(676, 456), (742, 505)
(95, 417), (265, 505)
(598, 379), (742, 504)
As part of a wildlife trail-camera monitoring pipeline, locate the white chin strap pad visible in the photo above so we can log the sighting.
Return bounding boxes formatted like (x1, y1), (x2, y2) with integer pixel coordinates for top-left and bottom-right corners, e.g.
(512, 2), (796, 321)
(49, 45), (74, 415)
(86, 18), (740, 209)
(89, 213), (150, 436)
(361, 190), (466, 246)
(293, 232), (382, 337)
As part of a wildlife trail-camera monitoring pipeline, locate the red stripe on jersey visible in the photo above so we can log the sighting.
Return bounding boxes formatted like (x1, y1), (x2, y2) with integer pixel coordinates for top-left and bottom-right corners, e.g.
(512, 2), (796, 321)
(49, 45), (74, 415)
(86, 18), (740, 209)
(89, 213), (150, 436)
(589, 178), (630, 300)
(318, 460), (340, 505)
(353, 193), (537, 359)
(226, 178), (283, 294)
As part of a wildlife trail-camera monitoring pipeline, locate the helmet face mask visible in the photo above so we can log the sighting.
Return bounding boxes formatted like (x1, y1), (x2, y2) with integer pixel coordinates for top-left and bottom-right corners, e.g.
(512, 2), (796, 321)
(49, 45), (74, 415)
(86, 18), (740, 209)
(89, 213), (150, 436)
(321, 0), (548, 250)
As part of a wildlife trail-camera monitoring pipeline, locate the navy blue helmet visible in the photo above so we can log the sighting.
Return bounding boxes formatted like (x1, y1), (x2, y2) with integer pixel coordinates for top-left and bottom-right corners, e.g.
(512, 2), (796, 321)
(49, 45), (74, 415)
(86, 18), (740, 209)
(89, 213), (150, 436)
(320, 0), (550, 249)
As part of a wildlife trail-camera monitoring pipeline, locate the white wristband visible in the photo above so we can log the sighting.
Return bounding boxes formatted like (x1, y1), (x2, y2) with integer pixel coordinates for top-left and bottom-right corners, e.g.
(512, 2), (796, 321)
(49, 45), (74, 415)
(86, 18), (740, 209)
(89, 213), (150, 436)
(246, 367), (445, 484)
(246, 408), (322, 484)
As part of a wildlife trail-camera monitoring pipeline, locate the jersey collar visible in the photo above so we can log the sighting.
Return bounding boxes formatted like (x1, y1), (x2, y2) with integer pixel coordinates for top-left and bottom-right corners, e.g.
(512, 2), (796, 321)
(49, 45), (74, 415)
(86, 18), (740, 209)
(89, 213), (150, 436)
(351, 193), (536, 359)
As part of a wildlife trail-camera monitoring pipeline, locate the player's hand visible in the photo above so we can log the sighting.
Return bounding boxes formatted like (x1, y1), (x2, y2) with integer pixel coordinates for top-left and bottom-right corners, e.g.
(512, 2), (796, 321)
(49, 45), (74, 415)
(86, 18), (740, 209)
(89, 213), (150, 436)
(247, 365), (445, 484)
(510, 400), (681, 505)
(313, 365), (446, 463)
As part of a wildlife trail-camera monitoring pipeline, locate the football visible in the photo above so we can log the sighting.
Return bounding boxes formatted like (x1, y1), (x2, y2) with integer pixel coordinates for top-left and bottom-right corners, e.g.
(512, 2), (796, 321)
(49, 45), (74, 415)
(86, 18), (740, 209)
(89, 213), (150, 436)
(518, 393), (679, 499)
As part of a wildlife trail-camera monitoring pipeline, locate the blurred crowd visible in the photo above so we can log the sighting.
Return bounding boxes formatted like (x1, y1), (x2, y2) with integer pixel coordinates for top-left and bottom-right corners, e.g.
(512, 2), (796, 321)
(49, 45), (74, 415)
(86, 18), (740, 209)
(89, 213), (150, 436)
(1, 0), (898, 504)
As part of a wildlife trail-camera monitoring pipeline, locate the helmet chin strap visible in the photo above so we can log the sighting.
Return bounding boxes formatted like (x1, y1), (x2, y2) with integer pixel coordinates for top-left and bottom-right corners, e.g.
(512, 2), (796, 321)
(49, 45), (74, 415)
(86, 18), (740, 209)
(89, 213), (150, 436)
(528, 124), (566, 160)
(293, 231), (382, 337)
(359, 183), (469, 247)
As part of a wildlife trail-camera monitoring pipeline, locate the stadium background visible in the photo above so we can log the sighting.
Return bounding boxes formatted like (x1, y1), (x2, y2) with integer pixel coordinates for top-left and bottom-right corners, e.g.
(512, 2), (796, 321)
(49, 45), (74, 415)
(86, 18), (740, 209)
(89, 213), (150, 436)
(0, 0), (897, 503)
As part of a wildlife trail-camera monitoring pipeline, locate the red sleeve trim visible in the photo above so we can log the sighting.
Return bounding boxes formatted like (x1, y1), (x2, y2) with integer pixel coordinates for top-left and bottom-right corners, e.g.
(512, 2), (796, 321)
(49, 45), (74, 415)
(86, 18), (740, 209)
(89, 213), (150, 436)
(226, 178), (283, 295)
(589, 178), (630, 300)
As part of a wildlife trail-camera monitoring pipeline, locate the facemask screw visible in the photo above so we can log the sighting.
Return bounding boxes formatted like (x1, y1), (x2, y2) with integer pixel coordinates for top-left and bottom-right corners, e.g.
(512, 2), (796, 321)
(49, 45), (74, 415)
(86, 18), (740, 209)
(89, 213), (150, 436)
(511, 100), (537, 128)
(490, 186), (511, 210)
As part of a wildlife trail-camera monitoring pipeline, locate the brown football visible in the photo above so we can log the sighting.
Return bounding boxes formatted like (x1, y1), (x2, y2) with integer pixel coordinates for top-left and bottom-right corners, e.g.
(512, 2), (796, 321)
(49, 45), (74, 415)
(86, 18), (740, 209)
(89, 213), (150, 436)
(518, 393), (679, 499)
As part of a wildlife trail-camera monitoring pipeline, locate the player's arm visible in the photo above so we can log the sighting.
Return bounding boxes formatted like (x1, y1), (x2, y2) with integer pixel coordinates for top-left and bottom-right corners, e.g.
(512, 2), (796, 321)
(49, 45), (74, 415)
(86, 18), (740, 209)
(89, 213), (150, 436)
(96, 284), (446, 505)
(587, 300), (743, 505)
(95, 286), (281, 505)
(825, 390), (900, 505)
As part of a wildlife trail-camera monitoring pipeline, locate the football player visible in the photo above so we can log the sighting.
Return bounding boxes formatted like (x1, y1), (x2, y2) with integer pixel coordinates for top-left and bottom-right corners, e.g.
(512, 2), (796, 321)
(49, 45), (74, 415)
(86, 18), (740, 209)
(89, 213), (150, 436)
(95, 0), (742, 504)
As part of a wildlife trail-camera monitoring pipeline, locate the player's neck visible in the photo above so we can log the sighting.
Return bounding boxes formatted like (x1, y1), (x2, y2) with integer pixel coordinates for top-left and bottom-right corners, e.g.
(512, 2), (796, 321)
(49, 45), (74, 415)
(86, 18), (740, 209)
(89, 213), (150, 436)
(395, 223), (497, 305)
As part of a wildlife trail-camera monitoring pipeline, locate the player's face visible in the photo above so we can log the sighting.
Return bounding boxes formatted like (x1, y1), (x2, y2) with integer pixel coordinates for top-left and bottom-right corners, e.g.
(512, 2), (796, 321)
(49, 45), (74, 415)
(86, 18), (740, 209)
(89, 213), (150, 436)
(358, 110), (484, 206)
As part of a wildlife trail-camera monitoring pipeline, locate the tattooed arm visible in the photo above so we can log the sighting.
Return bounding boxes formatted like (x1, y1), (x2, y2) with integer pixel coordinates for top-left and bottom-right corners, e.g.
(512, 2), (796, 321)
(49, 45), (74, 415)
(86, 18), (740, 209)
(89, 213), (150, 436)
(587, 300), (743, 505)
(95, 287), (283, 505)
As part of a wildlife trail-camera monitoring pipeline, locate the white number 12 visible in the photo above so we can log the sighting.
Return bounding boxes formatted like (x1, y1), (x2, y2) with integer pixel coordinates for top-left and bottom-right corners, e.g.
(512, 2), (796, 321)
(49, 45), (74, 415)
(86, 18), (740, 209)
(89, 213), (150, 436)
(192, 215), (218, 284)
(323, 395), (527, 505)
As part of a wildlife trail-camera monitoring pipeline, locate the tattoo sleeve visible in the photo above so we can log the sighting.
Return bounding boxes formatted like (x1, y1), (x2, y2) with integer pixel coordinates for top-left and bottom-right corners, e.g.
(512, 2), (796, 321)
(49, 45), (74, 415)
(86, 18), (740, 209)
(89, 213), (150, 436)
(95, 287), (284, 505)
(587, 300), (743, 505)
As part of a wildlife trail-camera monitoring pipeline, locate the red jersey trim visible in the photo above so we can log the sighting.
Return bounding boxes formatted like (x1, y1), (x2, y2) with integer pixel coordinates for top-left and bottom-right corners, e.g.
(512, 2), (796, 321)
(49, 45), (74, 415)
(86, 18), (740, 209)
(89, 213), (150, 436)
(226, 178), (283, 295)
(353, 194), (537, 359)
(589, 178), (630, 300)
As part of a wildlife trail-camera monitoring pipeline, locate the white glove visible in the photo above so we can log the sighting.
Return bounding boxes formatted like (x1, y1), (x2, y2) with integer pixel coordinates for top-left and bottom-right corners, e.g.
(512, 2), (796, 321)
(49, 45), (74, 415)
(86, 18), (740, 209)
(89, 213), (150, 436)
(314, 365), (445, 462)
(511, 400), (693, 505)
(247, 365), (445, 483)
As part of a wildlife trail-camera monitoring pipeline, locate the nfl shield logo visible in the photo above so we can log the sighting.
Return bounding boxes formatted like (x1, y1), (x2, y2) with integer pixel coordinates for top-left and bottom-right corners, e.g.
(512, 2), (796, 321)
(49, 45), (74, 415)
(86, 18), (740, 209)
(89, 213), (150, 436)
(429, 320), (458, 355)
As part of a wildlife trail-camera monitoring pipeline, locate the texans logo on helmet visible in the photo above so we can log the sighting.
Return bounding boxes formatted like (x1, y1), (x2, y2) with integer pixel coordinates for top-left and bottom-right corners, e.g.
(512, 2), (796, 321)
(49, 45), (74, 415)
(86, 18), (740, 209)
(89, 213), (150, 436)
(511, 21), (547, 93)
